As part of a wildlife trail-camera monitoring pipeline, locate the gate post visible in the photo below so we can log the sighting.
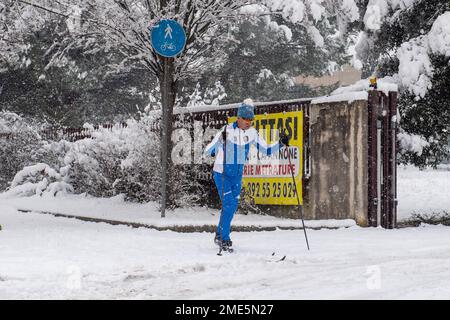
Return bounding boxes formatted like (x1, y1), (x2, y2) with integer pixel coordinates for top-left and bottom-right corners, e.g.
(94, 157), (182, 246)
(368, 90), (398, 228)
(367, 91), (379, 227)
(389, 92), (398, 228)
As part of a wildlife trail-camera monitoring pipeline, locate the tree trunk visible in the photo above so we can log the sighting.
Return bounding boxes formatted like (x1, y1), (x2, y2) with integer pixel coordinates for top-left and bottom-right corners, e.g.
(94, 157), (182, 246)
(159, 56), (176, 217)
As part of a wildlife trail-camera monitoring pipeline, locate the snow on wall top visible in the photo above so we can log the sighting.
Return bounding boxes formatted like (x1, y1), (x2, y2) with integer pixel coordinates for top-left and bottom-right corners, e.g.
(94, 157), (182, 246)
(310, 91), (368, 105)
(160, 76), (399, 115)
(332, 76), (399, 97)
(310, 76), (398, 105)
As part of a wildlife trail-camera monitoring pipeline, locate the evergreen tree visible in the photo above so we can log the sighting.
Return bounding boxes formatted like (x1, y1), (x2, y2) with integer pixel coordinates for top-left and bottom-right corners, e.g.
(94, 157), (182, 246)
(181, 13), (351, 104)
(356, 0), (450, 166)
(0, 20), (155, 127)
(398, 54), (450, 167)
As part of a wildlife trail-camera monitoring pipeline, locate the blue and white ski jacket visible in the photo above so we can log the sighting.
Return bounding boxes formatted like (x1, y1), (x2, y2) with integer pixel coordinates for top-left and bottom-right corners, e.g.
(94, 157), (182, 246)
(204, 121), (281, 177)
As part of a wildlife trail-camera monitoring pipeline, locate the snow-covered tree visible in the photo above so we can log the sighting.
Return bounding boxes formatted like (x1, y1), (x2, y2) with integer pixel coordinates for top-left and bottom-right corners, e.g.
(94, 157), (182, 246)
(2, 0), (362, 104)
(0, 19), (156, 126)
(355, 0), (450, 166)
(197, 14), (350, 103)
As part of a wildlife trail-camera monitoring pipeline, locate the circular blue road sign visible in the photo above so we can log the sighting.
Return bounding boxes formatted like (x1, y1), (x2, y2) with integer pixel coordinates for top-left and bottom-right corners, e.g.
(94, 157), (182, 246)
(150, 19), (186, 58)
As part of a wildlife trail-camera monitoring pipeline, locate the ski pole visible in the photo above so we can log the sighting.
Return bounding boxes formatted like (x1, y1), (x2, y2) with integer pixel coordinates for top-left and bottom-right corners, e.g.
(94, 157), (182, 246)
(282, 129), (310, 251)
(217, 126), (227, 256)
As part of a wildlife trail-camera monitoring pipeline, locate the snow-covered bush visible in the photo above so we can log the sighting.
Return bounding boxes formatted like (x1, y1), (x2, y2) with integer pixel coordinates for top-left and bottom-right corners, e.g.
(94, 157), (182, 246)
(112, 117), (162, 202)
(4, 111), (208, 207)
(0, 112), (43, 191)
(65, 124), (131, 197)
(402, 211), (450, 227)
(38, 118), (162, 201)
(1, 112), (159, 199)
(3, 163), (73, 197)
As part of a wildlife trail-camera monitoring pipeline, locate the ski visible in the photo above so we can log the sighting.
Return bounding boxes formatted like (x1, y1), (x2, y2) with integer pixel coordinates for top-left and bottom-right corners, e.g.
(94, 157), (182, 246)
(269, 252), (286, 262)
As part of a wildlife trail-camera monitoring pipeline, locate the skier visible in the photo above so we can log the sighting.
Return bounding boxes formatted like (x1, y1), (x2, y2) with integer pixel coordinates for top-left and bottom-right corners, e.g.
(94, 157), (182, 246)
(203, 99), (290, 252)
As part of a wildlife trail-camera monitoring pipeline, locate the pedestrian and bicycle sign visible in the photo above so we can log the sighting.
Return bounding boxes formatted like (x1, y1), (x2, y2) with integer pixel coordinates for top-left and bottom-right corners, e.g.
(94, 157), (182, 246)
(150, 19), (186, 57)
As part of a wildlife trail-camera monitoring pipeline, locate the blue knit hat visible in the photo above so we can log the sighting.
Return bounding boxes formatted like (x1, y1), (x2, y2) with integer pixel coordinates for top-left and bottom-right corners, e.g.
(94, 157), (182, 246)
(237, 99), (255, 120)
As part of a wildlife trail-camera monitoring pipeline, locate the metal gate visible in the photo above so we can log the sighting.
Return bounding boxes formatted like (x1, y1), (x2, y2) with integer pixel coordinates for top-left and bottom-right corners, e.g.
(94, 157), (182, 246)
(367, 91), (398, 228)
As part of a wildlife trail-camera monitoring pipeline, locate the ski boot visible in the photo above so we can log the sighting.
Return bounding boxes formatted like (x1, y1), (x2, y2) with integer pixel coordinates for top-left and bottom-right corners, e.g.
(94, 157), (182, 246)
(219, 240), (233, 253)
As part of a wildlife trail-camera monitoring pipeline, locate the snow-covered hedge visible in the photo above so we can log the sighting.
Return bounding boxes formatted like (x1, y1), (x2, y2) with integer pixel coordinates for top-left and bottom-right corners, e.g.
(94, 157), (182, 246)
(4, 117), (161, 201)
(3, 112), (207, 207)
(5, 163), (73, 197)
(0, 112), (43, 191)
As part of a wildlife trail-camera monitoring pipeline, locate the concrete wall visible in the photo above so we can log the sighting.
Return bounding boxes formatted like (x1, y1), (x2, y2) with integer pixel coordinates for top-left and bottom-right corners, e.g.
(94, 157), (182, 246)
(303, 100), (368, 226)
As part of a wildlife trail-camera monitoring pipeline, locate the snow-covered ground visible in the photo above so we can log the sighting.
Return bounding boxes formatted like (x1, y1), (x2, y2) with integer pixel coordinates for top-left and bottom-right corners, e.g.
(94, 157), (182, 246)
(0, 165), (449, 299)
(1, 165), (448, 226)
(2, 204), (450, 299)
(0, 193), (355, 230)
(397, 165), (450, 220)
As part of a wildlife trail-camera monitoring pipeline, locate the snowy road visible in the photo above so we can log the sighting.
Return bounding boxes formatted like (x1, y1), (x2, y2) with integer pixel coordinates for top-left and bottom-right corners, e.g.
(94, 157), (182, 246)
(2, 204), (450, 299)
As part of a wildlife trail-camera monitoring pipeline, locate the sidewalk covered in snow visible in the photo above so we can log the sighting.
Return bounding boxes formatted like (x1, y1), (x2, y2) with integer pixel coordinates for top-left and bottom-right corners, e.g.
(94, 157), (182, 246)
(0, 194), (355, 232)
(2, 202), (450, 299)
(1, 165), (449, 231)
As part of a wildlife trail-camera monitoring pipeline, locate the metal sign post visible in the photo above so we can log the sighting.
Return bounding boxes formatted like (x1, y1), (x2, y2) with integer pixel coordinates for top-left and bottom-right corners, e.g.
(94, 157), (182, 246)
(150, 19), (186, 217)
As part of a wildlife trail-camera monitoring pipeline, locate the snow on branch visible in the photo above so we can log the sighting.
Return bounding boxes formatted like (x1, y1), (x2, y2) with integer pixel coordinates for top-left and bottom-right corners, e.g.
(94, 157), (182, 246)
(397, 11), (450, 98)
(2, 0), (360, 80)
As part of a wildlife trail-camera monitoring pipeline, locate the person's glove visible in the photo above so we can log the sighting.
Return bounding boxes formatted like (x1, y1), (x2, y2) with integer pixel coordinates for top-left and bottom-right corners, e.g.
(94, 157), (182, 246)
(279, 132), (290, 146)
